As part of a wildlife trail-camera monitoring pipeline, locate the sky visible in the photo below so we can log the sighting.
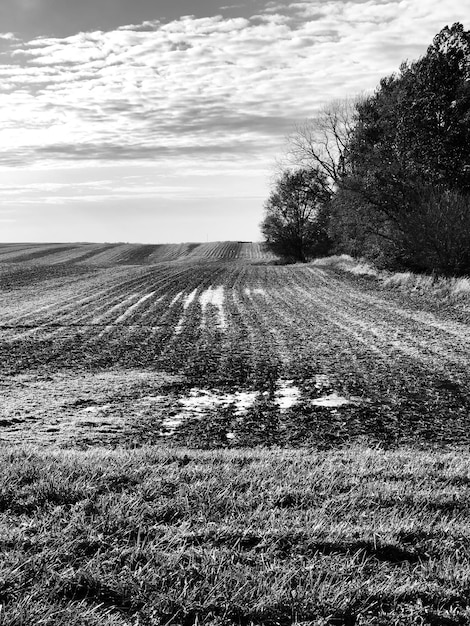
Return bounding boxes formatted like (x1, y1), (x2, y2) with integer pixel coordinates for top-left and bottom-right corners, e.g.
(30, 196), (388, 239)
(0, 1), (467, 243)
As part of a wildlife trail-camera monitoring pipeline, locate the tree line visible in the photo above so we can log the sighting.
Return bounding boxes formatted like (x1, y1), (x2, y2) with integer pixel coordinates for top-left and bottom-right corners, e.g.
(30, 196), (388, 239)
(262, 23), (470, 275)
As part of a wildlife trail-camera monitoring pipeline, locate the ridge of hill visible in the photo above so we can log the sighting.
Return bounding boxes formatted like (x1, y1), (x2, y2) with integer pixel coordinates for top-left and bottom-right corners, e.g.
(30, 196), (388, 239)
(0, 241), (273, 265)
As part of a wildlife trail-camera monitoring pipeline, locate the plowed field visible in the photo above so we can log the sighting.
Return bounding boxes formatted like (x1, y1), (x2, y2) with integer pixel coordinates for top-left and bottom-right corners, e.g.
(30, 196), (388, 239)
(0, 241), (273, 265)
(1, 249), (470, 448)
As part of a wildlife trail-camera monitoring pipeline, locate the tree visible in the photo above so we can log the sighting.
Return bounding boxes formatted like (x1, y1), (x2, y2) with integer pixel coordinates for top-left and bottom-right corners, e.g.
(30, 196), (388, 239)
(392, 184), (470, 275)
(347, 23), (470, 194)
(276, 23), (470, 273)
(328, 187), (394, 264)
(335, 22), (470, 273)
(261, 168), (331, 263)
(285, 97), (360, 190)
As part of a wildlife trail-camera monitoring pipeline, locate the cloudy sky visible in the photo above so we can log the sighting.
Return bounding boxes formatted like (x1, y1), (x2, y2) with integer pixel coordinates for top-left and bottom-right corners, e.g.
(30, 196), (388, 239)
(0, 0), (466, 243)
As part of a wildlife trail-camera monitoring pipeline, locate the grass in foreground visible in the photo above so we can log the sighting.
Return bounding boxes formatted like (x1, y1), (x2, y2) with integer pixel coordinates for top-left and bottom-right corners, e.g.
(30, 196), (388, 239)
(1, 445), (470, 625)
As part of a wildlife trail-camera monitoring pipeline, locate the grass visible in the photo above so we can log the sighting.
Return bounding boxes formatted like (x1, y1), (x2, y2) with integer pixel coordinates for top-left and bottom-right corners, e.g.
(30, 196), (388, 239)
(312, 255), (378, 278)
(312, 255), (470, 300)
(1, 444), (470, 625)
(382, 272), (470, 299)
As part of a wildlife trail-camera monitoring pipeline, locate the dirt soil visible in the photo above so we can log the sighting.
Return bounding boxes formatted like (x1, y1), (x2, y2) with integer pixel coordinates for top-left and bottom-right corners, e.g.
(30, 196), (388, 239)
(1, 258), (469, 448)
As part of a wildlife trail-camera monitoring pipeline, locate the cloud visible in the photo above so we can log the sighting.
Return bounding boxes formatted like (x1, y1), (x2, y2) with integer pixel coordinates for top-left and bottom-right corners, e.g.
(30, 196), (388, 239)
(0, 32), (19, 41)
(0, 0), (467, 173)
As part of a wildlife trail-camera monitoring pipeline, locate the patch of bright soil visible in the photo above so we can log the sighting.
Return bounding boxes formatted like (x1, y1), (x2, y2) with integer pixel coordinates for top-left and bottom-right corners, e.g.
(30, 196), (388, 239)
(0, 369), (182, 446)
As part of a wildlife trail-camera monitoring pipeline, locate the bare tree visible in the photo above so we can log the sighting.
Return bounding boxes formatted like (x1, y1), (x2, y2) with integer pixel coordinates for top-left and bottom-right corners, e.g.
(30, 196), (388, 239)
(285, 97), (361, 188)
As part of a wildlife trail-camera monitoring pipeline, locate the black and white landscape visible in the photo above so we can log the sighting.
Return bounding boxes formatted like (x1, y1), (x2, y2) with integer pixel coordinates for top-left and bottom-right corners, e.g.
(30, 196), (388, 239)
(0, 2), (470, 624)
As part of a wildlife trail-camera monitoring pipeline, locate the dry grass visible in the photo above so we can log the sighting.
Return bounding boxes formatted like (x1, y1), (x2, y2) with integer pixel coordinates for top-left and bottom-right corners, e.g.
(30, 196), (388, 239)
(313, 255), (470, 300)
(1, 444), (470, 625)
(312, 255), (378, 277)
(382, 272), (470, 299)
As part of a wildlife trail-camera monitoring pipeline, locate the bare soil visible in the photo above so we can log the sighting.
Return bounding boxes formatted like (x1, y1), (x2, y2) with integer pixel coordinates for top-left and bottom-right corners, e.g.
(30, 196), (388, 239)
(0, 253), (469, 448)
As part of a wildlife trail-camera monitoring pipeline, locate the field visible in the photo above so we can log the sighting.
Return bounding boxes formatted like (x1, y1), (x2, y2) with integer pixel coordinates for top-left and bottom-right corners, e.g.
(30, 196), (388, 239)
(1, 242), (469, 449)
(1, 241), (470, 624)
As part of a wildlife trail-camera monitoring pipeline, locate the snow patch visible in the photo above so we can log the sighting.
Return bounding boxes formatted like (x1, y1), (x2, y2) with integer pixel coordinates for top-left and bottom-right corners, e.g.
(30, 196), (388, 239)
(182, 288), (198, 309)
(275, 379), (301, 410)
(161, 415), (185, 432)
(174, 288), (198, 334)
(311, 393), (351, 408)
(161, 388), (258, 435)
(178, 388), (258, 417)
(166, 380), (302, 430)
(199, 286), (226, 330)
(81, 404), (111, 414)
(170, 291), (183, 306)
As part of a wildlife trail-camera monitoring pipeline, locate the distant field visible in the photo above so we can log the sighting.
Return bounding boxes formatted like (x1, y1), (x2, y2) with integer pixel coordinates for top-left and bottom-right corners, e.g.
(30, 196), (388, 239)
(1, 243), (469, 448)
(0, 241), (273, 265)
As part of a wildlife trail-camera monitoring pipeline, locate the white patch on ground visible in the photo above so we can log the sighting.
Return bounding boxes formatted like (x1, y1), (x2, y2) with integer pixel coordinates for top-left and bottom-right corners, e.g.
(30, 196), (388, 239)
(81, 404), (112, 414)
(174, 288), (198, 334)
(311, 393), (352, 408)
(183, 289), (198, 309)
(199, 286), (226, 330)
(163, 380), (305, 433)
(163, 388), (258, 429)
(170, 291), (183, 306)
(114, 292), (156, 324)
(244, 287), (265, 296)
(161, 416), (185, 433)
(179, 388), (258, 416)
(232, 390), (259, 412)
(275, 379), (301, 410)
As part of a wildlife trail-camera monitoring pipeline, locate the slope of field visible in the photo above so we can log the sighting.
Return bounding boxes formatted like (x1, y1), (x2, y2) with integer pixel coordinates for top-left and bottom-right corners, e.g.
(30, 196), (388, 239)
(0, 241), (274, 265)
(1, 258), (469, 447)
